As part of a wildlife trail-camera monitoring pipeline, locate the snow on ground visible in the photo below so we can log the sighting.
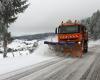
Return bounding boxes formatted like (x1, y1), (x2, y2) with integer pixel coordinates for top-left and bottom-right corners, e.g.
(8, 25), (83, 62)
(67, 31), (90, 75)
(0, 54), (53, 75)
(88, 39), (100, 47)
(0, 36), (100, 75)
(0, 39), (39, 59)
(33, 36), (57, 56)
(8, 39), (38, 50)
(0, 38), (56, 75)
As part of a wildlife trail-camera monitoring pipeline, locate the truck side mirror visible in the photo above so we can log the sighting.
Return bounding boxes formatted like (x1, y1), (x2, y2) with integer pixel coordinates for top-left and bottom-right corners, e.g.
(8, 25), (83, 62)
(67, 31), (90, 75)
(55, 28), (57, 34)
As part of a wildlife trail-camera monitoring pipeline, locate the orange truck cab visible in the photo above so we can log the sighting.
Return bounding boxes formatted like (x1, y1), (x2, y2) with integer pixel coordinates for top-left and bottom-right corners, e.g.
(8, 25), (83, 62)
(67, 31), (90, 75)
(44, 21), (88, 57)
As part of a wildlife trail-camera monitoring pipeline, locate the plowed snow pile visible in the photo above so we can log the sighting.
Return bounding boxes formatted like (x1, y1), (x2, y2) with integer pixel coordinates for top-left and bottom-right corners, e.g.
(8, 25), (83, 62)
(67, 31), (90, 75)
(33, 36), (59, 56)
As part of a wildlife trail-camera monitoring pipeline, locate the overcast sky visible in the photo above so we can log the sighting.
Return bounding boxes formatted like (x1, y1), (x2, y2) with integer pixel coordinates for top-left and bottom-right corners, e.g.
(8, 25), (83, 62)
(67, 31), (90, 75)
(9, 0), (100, 36)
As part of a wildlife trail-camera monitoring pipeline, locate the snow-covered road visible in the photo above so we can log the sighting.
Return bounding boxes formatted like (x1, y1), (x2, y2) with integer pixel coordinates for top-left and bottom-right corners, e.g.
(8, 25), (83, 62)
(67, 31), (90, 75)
(18, 46), (98, 80)
(0, 45), (99, 80)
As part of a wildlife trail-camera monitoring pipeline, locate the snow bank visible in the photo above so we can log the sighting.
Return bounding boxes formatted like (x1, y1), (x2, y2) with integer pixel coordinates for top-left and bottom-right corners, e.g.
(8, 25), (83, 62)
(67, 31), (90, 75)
(8, 39), (37, 50)
(0, 53), (53, 75)
(88, 39), (100, 47)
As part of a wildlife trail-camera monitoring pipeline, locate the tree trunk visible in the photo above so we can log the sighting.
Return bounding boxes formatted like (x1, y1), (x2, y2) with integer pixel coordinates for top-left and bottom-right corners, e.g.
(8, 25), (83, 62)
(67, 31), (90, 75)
(3, 33), (8, 58)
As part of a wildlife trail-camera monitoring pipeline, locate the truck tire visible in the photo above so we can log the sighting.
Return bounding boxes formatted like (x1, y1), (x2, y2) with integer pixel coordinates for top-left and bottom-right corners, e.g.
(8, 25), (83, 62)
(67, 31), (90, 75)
(84, 41), (88, 53)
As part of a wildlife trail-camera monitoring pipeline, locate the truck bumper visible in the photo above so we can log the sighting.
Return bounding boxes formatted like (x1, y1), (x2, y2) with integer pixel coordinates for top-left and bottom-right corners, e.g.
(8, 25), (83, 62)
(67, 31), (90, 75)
(44, 41), (83, 57)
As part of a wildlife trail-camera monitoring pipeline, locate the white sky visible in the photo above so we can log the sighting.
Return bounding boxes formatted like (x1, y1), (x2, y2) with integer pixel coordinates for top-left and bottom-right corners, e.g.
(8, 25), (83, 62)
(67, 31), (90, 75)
(9, 0), (100, 36)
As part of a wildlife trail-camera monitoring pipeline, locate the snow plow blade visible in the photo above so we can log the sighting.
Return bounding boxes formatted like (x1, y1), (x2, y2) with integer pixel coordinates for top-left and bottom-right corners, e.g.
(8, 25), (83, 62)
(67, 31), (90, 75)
(44, 41), (83, 57)
(44, 41), (76, 46)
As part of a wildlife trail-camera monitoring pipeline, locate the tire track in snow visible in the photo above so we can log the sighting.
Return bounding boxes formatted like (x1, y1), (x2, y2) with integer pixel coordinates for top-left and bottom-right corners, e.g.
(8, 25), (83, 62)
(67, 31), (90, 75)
(19, 58), (78, 80)
(0, 57), (63, 80)
(19, 46), (96, 80)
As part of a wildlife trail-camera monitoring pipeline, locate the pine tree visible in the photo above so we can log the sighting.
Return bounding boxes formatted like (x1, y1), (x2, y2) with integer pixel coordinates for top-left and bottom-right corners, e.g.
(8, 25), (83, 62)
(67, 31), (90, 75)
(89, 10), (100, 35)
(0, 0), (29, 58)
(81, 10), (100, 40)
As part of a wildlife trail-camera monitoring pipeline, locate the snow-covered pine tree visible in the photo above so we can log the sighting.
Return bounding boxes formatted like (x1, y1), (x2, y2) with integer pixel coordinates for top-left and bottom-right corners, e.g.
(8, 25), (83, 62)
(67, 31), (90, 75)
(0, 0), (29, 58)
(81, 10), (100, 40)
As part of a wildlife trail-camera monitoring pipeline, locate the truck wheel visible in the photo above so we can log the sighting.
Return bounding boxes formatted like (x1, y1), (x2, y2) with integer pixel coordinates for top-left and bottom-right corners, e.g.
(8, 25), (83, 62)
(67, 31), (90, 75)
(84, 41), (88, 53)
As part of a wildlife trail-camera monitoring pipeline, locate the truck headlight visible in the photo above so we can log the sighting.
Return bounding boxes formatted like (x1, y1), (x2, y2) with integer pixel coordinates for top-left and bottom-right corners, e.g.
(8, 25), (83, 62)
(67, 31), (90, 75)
(78, 41), (81, 44)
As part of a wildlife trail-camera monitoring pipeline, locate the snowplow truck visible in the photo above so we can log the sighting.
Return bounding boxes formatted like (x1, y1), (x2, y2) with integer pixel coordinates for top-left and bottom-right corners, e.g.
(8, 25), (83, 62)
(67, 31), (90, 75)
(44, 20), (88, 57)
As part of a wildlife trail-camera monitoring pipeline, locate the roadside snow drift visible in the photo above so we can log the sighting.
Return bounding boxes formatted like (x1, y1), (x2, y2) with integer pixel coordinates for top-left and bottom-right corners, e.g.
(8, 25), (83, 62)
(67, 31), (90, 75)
(88, 39), (100, 47)
(0, 53), (54, 75)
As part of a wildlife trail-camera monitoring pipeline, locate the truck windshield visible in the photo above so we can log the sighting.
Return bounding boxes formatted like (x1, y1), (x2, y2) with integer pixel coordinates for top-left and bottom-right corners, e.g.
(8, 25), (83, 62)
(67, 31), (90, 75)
(58, 26), (79, 34)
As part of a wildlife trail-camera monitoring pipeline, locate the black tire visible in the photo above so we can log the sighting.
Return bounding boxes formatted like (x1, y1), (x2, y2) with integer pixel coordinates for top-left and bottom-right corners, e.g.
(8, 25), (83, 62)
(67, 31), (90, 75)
(83, 41), (88, 53)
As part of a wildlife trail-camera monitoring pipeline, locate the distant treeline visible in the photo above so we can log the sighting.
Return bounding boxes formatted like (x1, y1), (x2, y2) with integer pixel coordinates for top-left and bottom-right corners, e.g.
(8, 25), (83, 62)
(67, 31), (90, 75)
(14, 33), (55, 40)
